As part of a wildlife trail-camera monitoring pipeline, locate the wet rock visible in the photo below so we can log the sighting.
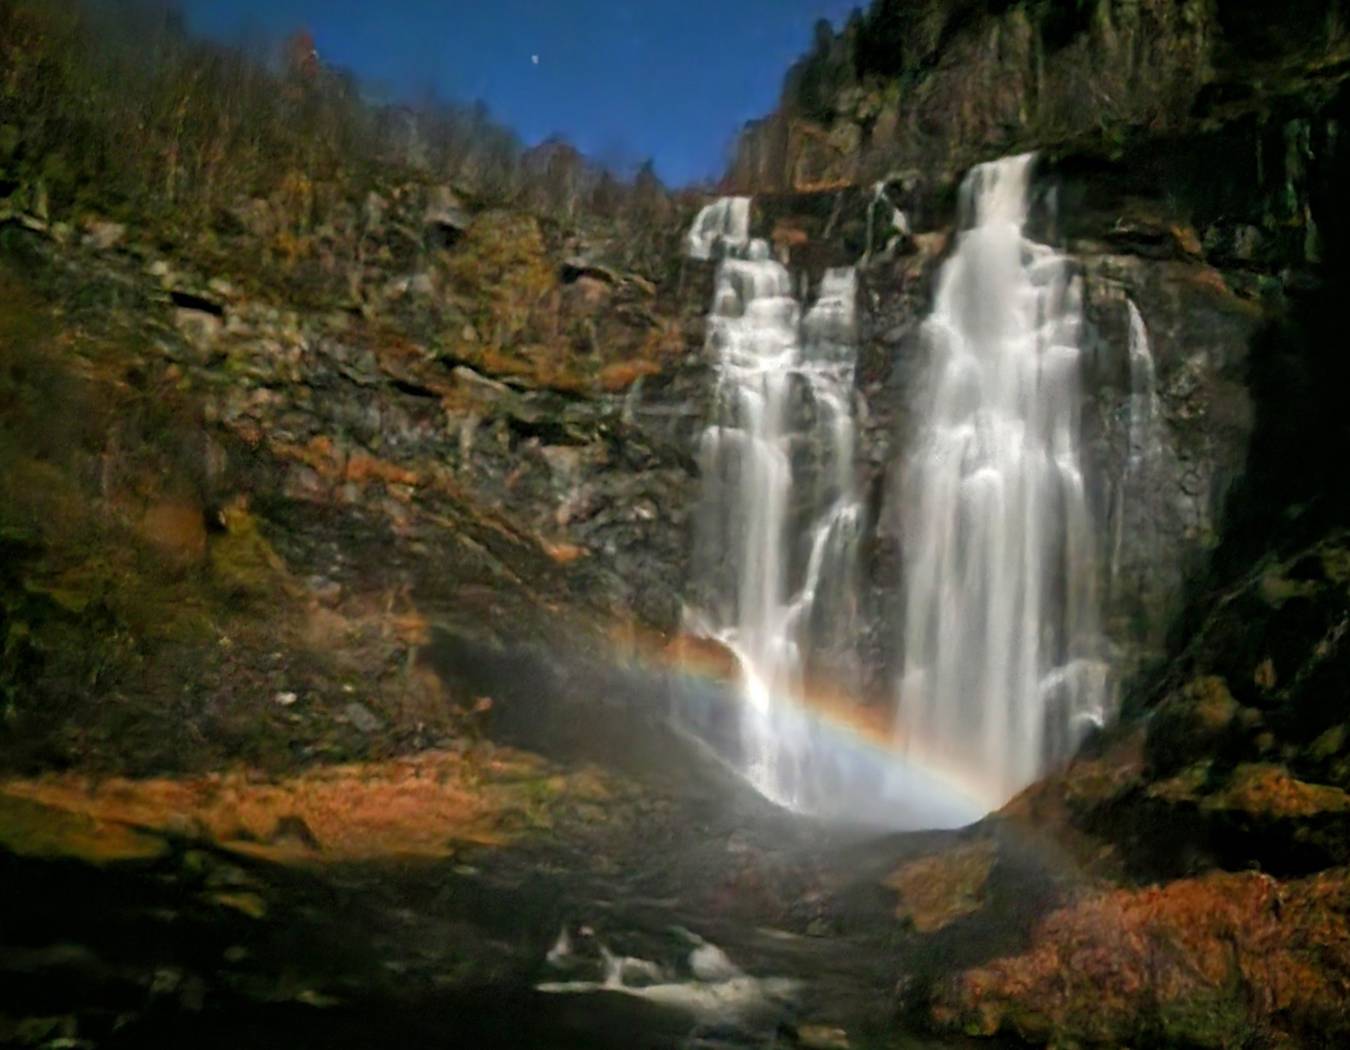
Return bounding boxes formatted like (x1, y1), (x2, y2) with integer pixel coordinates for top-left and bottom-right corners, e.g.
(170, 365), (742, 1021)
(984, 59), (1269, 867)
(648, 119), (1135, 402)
(423, 185), (470, 247)
(342, 701), (381, 733)
(82, 219), (125, 251)
(304, 575), (343, 606)
(268, 814), (321, 851)
(795, 1023), (850, 1049)
(173, 306), (223, 351)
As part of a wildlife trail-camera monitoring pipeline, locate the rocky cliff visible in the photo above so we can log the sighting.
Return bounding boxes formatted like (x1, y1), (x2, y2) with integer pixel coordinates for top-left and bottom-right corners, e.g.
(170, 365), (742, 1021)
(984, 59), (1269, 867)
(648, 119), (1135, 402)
(701, 0), (1348, 686)
(731, 0), (1349, 195)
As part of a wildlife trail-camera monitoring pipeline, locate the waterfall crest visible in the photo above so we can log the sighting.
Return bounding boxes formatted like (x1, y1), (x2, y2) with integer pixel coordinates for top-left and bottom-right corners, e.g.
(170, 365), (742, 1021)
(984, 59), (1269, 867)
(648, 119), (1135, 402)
(895, 154), (1108, 805)
(686, 197), (751, 260)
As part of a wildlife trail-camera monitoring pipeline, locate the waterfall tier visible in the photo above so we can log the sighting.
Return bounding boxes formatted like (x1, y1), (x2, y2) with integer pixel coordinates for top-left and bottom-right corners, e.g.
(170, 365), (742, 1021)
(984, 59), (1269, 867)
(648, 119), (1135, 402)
(895, 154), (1109, 805)
(687, 208), (863, 814)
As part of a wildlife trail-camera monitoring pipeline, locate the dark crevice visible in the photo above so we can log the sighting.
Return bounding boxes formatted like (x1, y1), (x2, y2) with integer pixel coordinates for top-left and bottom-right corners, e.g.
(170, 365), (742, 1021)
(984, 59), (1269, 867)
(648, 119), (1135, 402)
(167, 290), (225, 317)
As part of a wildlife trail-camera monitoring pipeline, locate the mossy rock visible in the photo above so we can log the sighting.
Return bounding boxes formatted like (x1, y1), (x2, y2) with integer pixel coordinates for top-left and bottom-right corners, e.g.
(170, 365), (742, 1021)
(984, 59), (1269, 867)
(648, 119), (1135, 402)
(209, 502), (290, 599)
(1146, 676), (1241, 775)
(1203, 763), (1350, 820)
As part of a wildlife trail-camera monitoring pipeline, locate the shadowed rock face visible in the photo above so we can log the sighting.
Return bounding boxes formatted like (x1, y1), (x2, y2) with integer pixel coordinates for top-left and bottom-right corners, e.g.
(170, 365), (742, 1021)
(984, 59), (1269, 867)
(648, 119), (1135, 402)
(730, 0), (1350, 198)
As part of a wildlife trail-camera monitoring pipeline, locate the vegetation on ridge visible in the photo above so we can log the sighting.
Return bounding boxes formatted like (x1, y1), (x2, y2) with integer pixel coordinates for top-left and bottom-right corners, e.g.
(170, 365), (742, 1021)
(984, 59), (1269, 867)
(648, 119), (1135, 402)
(0, 0), (682, 285)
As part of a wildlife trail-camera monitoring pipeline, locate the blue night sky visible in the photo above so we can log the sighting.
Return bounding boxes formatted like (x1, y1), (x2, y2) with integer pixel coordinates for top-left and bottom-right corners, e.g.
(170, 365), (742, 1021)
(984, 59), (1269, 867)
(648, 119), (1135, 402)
(177, 1), (861, 187)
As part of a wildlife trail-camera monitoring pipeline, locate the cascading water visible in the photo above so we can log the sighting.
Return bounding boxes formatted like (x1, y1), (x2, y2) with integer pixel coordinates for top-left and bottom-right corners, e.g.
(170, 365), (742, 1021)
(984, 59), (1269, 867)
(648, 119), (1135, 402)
(686, 197), (751, 260)
(1125, 301), (1161, 473)
(895, 154), (1108, 805)
(686, 198), (864, 814)
(864, 180), (909, 263)
(1111, 300), (1163, 586)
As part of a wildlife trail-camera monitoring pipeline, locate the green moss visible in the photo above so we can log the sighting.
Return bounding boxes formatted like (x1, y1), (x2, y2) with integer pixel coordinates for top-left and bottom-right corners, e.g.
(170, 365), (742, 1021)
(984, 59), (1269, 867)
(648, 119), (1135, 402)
(1310, 724), (1348, 763)
(1150, 986), (1251, 1048)
(209, 505), (290, 600)
(0, 266), (226, 732)
(1259, 568), (1319, 607)
(1321, 541), (1350, 587)
(1204, 764), (1350, 818)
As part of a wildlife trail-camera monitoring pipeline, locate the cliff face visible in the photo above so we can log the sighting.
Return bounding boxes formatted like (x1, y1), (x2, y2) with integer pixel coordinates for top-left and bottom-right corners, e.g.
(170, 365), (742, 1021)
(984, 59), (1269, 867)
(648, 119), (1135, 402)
(712, 0), (1350, 689)
(0, 178), (717, 774)
(732, 0), (1349, 195)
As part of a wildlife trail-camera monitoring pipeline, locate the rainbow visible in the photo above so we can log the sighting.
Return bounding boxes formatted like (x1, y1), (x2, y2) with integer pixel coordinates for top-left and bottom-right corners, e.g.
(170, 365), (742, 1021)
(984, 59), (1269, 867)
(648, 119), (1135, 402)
(616, 628), (997, 830)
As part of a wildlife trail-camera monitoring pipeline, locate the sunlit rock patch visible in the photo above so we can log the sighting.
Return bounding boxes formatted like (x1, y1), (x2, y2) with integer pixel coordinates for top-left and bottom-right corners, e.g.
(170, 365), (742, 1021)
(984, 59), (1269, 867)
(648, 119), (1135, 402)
(0, 747), (616, 863)
(883, 838), (998, 933)
(0, 793), (168, 865)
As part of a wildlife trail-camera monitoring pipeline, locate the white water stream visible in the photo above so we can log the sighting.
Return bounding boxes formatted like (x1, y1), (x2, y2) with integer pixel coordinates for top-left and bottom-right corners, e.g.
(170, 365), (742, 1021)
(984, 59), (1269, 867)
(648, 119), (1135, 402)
(895, 154), (1108, 803)
(1113, 298), (1164, 579)
(686, 198), (864, 814)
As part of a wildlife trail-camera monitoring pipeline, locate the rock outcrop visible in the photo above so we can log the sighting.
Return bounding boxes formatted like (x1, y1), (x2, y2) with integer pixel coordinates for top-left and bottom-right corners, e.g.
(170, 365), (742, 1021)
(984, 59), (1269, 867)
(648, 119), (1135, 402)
(731, 0), (1350, 197)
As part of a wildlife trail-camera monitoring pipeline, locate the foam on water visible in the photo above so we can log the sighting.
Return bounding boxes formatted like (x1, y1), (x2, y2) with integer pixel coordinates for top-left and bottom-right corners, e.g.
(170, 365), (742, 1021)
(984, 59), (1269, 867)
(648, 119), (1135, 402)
(537, 925), (798, 1024)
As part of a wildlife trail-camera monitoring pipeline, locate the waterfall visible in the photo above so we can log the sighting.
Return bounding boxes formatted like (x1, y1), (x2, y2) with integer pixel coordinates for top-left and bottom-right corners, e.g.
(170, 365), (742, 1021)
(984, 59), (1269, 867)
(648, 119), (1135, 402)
(1111, 299), (1163, 586)
(1126, 301), (1161, 471)
(686, 197), (751, 260)
(863, 180), (909, 262)
(687, 200), (863, 813)
(895, 154), (1108, 805)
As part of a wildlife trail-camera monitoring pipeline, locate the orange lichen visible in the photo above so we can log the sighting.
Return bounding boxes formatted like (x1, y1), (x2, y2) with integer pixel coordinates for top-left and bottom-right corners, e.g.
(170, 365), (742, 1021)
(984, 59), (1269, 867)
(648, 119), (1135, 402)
(138, 499), (208, 564)
(0, 747), (612, 864)
(932, 868), (1350, 1048)
(344, 453), (420, 488)
(638, 318), (685, 360)
(1170, 224), (1204, 257)
(268, 436), (421, 489)
(597, 359), (661, 392)
(661, 632), (741, 681)
(0, 794), (168, 864)
(1186, 265), (1237, 300)
(542, 540), (588, 564)
(771, 221), (810, 252)
(1204, 764), (1350, 819)
(884, 839), (998, 932)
